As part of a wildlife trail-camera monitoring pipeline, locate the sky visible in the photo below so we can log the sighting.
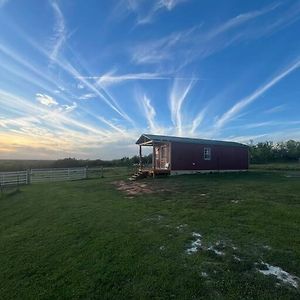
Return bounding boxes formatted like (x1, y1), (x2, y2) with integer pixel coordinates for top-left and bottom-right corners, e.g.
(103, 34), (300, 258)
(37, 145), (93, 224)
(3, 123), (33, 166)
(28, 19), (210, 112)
(0, 0), (300, 160)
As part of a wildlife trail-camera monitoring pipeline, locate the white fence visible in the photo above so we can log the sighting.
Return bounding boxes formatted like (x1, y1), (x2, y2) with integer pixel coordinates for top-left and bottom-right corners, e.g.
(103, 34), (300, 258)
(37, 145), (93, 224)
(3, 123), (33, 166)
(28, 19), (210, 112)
(30, 167), (87, 183)
(0, 171), (28, 187)
(0, 167), (91, 187)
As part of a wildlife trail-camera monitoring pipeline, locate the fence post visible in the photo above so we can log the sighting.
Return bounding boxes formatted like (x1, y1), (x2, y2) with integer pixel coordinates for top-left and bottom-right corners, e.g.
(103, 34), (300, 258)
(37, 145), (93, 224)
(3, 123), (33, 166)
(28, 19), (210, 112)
(101, 166), (104, 178)
(0, 174), (3, 195)
(85, 166), (88, 179)
(27, 169), (31, 185)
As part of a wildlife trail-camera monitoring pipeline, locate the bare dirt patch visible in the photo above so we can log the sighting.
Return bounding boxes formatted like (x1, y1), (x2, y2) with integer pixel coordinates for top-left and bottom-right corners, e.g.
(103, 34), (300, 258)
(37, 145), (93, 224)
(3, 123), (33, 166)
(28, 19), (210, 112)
(113, 180), (171, 196)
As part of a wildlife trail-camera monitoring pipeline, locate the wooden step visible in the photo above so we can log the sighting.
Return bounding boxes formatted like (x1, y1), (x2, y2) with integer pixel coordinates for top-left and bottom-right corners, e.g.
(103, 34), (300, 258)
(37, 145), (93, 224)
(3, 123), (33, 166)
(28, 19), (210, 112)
(128, 170), (149, 181)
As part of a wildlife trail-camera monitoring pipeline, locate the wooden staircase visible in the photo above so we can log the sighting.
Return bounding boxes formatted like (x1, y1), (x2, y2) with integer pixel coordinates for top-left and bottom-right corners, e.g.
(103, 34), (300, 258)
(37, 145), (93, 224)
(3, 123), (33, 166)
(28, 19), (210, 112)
(128, 170), (149, 181)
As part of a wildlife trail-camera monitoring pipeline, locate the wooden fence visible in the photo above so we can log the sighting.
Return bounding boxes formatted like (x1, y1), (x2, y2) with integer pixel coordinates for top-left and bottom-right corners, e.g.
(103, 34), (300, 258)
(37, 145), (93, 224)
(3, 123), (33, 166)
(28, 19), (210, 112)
(0, 167), (106, 188)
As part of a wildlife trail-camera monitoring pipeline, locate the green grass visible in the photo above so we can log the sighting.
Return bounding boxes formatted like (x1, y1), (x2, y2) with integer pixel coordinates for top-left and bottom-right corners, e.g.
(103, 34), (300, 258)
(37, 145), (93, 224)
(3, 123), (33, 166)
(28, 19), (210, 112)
(250, 162), (300, 171)
(0, 170), (299, 299)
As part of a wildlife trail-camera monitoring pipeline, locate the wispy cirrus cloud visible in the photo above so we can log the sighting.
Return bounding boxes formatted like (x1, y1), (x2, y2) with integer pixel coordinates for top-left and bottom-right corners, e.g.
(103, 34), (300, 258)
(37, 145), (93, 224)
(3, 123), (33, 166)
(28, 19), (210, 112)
(264, 104), (286, 114)
(36, 93), (58, 106)
(1, 89), (106, 137)
(206, 2), (281, 39)
(49, 56), (135, 124)
(116, 0), (190, 25)
(95, 71), (170, 87)
(224, 126), (300, 144)
(60, 102), (77, 113)
(214, 58), (300, 129)
(253, 1), (300, 38)
(78, 71), (200, 87)
(96, 116), (126, 134)
(169, 78), (196, 135)
(243, 120), (300, 129)
(79, 93), (97, 100)
(131, 1), (296, 69)
(190, 107), (207, 134)
(1, 9), (138, 127)
(49, 0), (66, 61)
(141, 94), (159, 132)
(131, 27), (196, 65)
(160, 0), (188, 10)
(0, 45), (119, 131)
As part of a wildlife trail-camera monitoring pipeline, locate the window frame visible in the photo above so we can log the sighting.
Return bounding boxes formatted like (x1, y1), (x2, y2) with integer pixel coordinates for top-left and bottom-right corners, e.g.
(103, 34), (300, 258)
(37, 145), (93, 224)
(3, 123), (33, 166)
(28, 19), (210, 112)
(203, 147), (211, 160)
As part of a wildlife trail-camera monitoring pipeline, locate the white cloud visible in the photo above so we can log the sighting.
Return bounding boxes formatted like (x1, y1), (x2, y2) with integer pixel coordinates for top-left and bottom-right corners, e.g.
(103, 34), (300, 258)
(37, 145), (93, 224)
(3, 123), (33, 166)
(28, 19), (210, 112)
(60, 102), (77, 113)
(131, 2), (293, 69)
(95, 71), (170, 87)
(97, 116), (126, 134)
(264, 104), (285, 114)
(49, 1), (66, 61)
(120, 0), (190, 25)
(190, 108), (207, 134)
(131, 27), (195, 65)
(159, 0), (188, 11)
(35, 95), (77, 116)
(214, 58), (300, 129)
(79, 71), (198, 87)
(79, 93), (97, 100)
(206, 2), (280, 39)
(36, 93), (58, 106)
(142, 95), (158, 132)
(56, 61), (134, 124)
(169, 78), (196, 135)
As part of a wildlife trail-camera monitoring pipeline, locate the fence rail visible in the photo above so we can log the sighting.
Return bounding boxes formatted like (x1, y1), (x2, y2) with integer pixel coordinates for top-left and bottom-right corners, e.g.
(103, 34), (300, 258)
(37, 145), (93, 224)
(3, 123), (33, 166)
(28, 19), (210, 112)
(30, 167), (87, 183)
(0, 171), (28, 187)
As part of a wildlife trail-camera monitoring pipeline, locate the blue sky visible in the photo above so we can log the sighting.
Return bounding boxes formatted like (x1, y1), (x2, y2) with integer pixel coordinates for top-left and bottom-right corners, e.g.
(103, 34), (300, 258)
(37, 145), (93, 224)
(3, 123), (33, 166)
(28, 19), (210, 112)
(0, 0), (300, 159)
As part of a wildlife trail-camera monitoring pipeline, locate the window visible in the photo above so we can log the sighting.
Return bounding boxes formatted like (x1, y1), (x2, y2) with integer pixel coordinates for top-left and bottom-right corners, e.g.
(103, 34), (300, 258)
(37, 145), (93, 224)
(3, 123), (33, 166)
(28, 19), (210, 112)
(204, 147), (211, 160)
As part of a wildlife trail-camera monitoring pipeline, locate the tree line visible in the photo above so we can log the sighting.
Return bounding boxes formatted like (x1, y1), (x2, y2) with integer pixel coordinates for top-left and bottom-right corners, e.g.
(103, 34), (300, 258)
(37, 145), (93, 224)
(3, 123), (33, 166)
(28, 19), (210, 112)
(0, 155), (153, 172)
(50, 155), (153, 168)
(249, 140), (300, 163)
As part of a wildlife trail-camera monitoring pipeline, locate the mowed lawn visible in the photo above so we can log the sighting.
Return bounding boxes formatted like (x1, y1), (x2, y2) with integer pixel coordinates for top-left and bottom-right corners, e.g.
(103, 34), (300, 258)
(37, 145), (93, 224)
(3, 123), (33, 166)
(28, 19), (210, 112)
(0, 170), (299, 299)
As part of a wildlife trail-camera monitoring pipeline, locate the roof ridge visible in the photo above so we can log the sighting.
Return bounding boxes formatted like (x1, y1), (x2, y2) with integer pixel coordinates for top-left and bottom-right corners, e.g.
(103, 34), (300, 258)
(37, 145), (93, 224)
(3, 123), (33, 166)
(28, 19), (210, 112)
(137, 133), (248, 147)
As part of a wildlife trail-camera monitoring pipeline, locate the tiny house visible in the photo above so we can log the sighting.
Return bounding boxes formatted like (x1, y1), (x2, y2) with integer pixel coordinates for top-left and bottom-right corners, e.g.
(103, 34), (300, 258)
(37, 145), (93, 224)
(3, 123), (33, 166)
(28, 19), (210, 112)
(136, 134), (249, 176)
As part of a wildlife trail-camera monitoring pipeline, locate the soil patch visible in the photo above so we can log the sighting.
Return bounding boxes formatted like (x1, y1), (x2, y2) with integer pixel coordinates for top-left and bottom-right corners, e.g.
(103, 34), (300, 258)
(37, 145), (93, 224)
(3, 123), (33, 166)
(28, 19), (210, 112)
(113, 180), (170, 196)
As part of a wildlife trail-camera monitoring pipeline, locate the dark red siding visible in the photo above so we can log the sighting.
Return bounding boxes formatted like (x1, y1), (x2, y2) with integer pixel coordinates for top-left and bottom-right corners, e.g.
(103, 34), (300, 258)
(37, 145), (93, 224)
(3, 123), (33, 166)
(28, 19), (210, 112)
(171, 142), (248, 171)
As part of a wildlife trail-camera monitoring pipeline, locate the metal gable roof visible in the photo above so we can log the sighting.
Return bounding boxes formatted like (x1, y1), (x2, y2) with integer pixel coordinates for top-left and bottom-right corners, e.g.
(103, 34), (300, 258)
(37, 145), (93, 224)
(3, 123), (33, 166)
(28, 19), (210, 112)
(136, 134), (248, 148)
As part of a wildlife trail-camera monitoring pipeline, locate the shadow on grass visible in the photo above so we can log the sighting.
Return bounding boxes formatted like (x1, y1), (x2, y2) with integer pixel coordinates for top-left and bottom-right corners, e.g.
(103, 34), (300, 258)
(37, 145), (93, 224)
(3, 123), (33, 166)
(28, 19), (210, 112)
(0, 187), (22, 200)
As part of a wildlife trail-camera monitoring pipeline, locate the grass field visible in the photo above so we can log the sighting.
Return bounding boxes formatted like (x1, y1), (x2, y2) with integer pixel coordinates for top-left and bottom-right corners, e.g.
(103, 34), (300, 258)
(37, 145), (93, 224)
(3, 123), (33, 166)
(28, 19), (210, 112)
(0, 169), (299, 299)
(250, 162), (300, 171)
